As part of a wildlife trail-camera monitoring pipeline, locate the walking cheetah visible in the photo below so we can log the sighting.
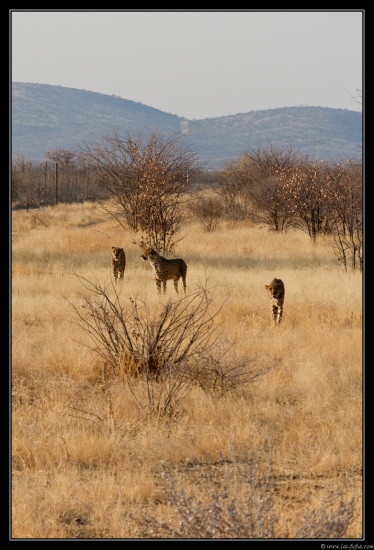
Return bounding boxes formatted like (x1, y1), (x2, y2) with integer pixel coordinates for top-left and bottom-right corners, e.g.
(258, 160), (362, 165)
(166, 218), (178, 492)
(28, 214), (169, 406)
(111, 247), (126, 283)
(265, 278), (285, 326)
(141, 247), (187, 295)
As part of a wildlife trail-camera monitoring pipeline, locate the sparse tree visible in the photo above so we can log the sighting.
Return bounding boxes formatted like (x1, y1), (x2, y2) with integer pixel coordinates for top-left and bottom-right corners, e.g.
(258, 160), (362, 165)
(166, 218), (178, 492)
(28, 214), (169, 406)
(45, 149), (78, 166)
(277, 159), (331, 240)
(324, 160), (363, 271)
(242, 145), (300, 230)
(81, 130), (200, 253)
(214, 145), (298, 228)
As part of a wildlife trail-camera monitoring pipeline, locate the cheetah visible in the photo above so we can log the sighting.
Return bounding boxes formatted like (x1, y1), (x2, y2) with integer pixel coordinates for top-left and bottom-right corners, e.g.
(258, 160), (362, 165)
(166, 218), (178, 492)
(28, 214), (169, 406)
(111, 247), (126, 283)
(265, 278), (285, 326)
(141, 247), (187, 295)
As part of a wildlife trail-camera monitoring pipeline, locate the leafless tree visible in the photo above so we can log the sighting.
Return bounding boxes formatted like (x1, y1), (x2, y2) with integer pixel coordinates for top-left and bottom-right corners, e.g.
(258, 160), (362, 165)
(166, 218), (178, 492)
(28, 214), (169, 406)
(213, 145), (299, 228)
(80, 130), (200, 253)
(324, 160), (363, 271)
(45, 149), (78, 166)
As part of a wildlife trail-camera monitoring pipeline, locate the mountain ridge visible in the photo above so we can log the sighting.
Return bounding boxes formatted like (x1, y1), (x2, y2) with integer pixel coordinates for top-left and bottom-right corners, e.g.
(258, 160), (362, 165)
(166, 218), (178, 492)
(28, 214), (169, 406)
(11, 82), (362, 169)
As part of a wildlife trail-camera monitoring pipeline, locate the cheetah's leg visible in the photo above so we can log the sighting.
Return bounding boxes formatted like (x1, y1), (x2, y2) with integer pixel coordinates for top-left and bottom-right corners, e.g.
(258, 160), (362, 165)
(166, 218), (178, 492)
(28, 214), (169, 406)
(156, 280), (162, 295)
(174, 278), (179, 294)
(276, 306), (283, 325)
(271, 304), (278, 326)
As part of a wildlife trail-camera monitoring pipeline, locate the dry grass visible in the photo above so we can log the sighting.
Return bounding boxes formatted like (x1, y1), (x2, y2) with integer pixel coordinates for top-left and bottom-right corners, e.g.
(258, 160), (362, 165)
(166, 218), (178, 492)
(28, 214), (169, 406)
(11, 200), (363, 539)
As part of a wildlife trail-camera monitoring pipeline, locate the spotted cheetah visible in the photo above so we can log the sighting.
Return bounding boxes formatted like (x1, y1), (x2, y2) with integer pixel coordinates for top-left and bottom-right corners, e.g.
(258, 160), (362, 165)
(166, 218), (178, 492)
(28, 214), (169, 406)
(141, 247), (187, 295)
(111, 247), (126, 283)
(265, 278), (285, 326)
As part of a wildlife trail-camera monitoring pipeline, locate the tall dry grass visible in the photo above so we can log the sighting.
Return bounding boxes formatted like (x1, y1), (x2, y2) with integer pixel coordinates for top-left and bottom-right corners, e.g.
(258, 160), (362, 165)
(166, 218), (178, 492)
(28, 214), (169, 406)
(11, 201), (363, 539)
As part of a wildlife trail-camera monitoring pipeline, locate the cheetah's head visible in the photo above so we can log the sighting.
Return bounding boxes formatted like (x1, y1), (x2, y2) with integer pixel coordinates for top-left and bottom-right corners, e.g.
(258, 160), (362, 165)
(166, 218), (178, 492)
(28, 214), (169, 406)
(265, 278), (283, 296)
(141, 248), (156, 261)
(112, 247), (124, 260)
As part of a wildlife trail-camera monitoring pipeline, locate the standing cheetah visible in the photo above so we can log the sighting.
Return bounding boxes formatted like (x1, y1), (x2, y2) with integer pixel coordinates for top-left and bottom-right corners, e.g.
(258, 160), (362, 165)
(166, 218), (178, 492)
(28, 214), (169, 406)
(265, 278), (285, 326)
(111, 247), (126, 283)
(141, 247), (187, 295)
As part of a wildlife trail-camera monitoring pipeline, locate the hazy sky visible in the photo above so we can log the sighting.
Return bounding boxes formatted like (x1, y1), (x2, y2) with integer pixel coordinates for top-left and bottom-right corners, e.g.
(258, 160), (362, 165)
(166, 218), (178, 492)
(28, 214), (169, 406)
(10, 10), (363, 120)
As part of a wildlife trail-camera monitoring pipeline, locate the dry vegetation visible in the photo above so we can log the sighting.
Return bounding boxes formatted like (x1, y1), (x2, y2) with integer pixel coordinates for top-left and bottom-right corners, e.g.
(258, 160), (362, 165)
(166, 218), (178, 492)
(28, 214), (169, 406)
(11, 199), (363, 540)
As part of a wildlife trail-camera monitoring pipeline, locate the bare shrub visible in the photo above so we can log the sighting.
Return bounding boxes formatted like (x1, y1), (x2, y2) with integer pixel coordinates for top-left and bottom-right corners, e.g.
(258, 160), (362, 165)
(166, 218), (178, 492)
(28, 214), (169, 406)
(126, 448), (278, 538)
(69, 276), (224, 372)
(126, 451), (358, 539)
(68, 277), (264, 416)
(296, 489), (356, 538)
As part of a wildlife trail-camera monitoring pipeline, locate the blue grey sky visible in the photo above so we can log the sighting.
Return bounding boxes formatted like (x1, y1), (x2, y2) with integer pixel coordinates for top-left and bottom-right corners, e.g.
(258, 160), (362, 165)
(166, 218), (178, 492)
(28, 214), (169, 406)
(11, 10), (363, 120)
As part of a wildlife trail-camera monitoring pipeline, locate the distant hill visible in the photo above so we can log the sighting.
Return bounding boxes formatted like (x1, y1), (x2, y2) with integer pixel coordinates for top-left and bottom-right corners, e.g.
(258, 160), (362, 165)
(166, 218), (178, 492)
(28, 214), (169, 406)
(11, 83), (362, 169)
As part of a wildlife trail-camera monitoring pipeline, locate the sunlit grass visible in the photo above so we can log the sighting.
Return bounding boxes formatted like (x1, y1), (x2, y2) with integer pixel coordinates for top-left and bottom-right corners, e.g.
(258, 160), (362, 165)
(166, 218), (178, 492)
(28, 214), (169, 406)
(11, 201), (362, 539)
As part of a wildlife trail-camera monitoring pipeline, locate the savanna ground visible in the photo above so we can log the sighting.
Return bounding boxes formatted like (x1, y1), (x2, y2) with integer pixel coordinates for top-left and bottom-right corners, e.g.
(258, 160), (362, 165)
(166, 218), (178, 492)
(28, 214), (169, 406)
(11, 199), (363, 540)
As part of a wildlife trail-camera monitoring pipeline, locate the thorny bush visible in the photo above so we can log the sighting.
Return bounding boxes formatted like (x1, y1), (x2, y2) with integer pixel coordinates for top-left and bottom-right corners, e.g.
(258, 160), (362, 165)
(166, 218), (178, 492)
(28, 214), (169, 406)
(67, 276), (268, 416)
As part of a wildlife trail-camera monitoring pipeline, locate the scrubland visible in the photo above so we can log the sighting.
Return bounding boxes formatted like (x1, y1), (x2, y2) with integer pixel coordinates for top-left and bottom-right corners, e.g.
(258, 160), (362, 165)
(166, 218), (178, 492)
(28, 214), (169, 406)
(11, 200), (363, 539)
